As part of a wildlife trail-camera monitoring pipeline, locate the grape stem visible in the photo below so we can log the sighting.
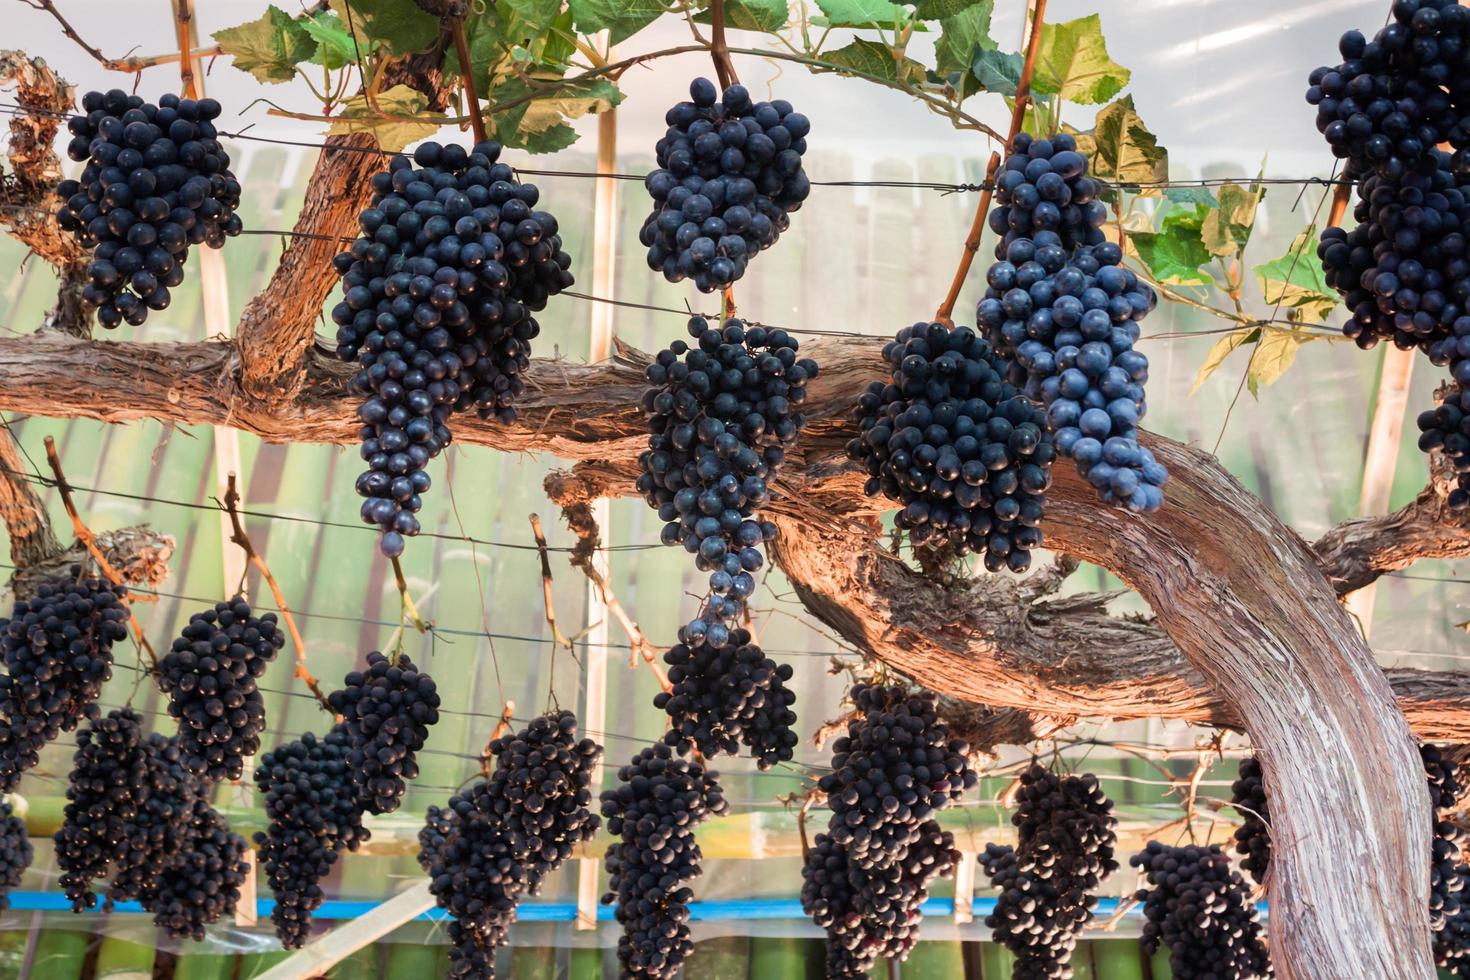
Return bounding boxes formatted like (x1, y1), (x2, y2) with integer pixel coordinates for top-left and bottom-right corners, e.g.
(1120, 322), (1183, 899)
(221, 473), (333, 713)
(389, 556), (429, 637)
(19, 0), (229, 75)
(170, 0), (201, 101)
(481, 699), (516, 774)
(448, 14), (489, 144)
(933, 0), (1046, 324)
(528, 513), (578, 651)
(708, 0), (739, 90)
(41, 436), (159, 670)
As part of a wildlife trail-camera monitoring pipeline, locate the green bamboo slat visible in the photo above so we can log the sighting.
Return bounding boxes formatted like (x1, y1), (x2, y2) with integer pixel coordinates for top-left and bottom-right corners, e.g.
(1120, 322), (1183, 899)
(1090, 939), (1145, 980)
(684, 935), (748, 979)
(980, 941), (1016, 980)
(93, 934), (156, 980)
(237, 949), (292, 978)
(385, 940), (446, 980)
(1150, 947), (1172, 979)
(1071, 940), (1096, 980)
(568, 946), (602, 980)
(750, 935), (808, 980)
(904, 940), (965, 978)
(328, 945), (383, 980)
(171, 948), (238, 980)
(27, 928), (88, 980)
(509, 944), (558, 980)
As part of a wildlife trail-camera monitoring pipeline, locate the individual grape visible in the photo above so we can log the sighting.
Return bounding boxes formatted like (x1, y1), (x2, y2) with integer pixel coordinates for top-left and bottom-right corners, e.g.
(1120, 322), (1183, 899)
(1230, 757), (1271, 886)
(254, 726), (368, 949)
(331, 139), (574, 556)
(977, 233), (1166, 513)
(640, 77), (811, 291)
(55, 708), (155, 910)
(422, 710), (601, 977)
(847, 320), (1056, 571)
(54, 89), (242, 328)
(655, 625), (797, 770)
(0, 570), (129, 790)
(816, 684), (976, 873)
(601, 742), (727, 979)
(1131, 841), (1272, 980)
(147, 799), (250, 941)
(0, 802), (29, 912)
(1305, 5), (1470, 180)
(158, 597), (284, 782)
(988, 133), (1109, 259)
(328, 650), (441, 814)
(635, 315), (817, 640)
(981, 766), (1118, 979)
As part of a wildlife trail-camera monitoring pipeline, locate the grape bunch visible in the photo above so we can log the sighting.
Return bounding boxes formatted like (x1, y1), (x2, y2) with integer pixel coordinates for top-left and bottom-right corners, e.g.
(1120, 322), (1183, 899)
(989, 133), (1109, 258)
(55, 708), (156, 910)
(977, 234), (1166, 513)
(148, 799), (250, 941)
(636, 315), (817, 640)
(980, 766), (1118, 979)
(157, 598), (285, 782)
(656, 625), (797, 770)
(1230, 757), (1271, 886)
(601, 742), (728, 979)
(329, 650), (441, 814)
(1305, 4), (1470, 181)
(0, 571), (129, 790)
(55, 89), (242, 328)
(422, 711), (601, 977)
(254, 726), (369, 948)
(331, 140), (574, 557)
(1416, 380), (1470, 509)
(1131, 842), (1273, 980)
(0, 802), (29, 912)
(107, 732), (199, 907)
(640, 77), (811, 291)
(1425, 743), (1469, 934)
(847, 320), (1055, 571)
(815, 684), (976, 871)
(801, 819), (959, 977)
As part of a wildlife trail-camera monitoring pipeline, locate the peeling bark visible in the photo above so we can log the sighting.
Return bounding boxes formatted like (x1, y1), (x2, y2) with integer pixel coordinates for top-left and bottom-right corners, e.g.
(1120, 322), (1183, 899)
(0, 417), (59, 567)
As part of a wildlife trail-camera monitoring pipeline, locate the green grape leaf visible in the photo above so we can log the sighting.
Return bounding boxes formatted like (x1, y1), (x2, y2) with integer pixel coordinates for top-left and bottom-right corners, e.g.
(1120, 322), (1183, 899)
(1030, 13), (1129, 105)
(214, 5), (317, 83)
(330, 0), (440, 56)
(568, 0), (669, 43)
(1200, 180), (1266, 256)
(300, 12), (363, 70)
(1190, 327), (1258, 395)
(1072, 95), (1167, 200)
(821, 39), (925, 85)
(912, 0), (983, 19)
(811, 0), (904, 28)
(328, 84), (442, 151)
(1163, 185), (1218, 207)
(1252, 227), (1338, 324)
(969, 46), (1022, 96)
(1248, 329), (1318, 393)
(1130, 210), (1213, 286)
(504, 0), (566, 30)
(933, 0), (995, 76)
(693, 0), (790, 31)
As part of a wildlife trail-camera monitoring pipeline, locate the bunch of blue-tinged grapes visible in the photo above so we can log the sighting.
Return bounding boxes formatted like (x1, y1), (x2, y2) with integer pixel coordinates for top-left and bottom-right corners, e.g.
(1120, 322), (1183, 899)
(56, 708), (154, 910)
(636, 315), (817, 642)
(1131, 842), (1272, 979)
(801, 685), (974, 973)
(422, 711), (601, 978)
(656, 624), (797, 770)
(0, 570), (129, 790)
(106, 732), (197, 908)
(329, 650), (441, 814)
(0, 803), (29, 912)
(1416, 381), (1470, 508)
(979, 766), (1118, 979)
(157, 598), (284, 782)
(148, 799), (250, 941)
(640, 77), (810, 291)
(55, 89), (242, 328)
(848, 321), (1055, 571)
(331, 140), (574, 557)
(1230, 757), (1271, 886)
(801, 818), (959, 977)
(254, 725), (369, 948)
(601, 742), (727, 979)
(976, 134), (1166, 515)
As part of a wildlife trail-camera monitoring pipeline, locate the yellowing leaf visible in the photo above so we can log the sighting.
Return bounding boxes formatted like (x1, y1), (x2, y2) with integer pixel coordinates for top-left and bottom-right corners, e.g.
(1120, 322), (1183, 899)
(1031, 13), (1129, 105)
(214, 6), (316, 83)
(1190, 327), (1258, 396)
(1072, 95), (1166, 199)
(1201, 180), (1266, 257)
(1253, 227), (1338, 324)
(328, 84), (441, 152)
(1247, 329), (1317, 392)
